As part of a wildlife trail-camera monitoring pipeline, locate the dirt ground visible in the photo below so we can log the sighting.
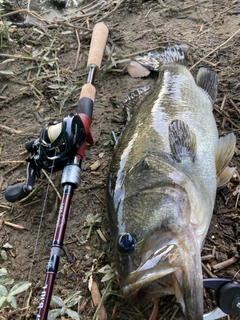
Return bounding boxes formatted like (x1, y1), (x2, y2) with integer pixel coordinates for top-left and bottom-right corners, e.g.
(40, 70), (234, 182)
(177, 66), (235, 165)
(0, 0), (240, 319)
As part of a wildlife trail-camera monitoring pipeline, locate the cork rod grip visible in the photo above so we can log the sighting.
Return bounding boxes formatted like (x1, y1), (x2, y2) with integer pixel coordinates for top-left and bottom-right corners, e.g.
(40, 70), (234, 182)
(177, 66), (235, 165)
(79, 83), (96, 101)
(87, 22), (109, 69)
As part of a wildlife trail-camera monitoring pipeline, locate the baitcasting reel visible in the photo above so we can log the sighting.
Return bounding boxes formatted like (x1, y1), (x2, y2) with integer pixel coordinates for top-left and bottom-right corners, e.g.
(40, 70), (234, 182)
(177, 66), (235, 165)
(203, 278), (240, 319)
(5, 113), (86, 202)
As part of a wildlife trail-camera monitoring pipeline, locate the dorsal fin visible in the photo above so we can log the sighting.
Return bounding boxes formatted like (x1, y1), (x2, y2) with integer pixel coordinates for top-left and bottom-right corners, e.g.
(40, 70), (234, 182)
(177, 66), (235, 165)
(169, 120), (196, 163)
(215, 133), (236, 176)
(134, 46), (186, 72)
(196, 67), (218, 103)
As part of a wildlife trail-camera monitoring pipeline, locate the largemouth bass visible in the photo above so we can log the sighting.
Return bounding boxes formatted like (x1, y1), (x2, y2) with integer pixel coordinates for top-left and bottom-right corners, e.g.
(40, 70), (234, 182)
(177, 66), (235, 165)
(106, 46), (236, 320)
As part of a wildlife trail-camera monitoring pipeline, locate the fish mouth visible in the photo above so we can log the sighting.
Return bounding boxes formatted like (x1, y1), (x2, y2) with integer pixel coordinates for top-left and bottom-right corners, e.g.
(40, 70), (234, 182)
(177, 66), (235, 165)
(120, 232), (204, 320)
(121, 244), (183, 300)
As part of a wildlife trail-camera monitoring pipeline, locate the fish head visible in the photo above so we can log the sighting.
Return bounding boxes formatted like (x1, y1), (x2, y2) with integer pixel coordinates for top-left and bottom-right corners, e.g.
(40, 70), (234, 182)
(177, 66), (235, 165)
(112, 185), (204, 319)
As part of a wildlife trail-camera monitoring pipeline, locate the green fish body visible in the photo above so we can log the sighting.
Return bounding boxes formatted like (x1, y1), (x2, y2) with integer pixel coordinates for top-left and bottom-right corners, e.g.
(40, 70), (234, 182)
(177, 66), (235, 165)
(107, 47), (236, 319)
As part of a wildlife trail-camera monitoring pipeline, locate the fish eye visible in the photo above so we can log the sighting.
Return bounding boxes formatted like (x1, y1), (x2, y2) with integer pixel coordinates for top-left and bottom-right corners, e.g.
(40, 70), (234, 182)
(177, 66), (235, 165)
(117, 233), (136, 253)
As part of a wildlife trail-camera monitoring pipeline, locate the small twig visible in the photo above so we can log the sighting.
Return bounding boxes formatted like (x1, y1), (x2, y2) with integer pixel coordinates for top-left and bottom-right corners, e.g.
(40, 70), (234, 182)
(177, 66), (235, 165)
(96, 229), (107, 242)
(5, 306), (29, 315)
(0, 84), (7, 95)
(0, 53), (36, 61)
(3, 163), (24, 176)
(0, 204), (12, 210)
(59, 85), (77, 113)
(0, 160), (25, 164)
(229, 98), (240, 116)
(202, 263), (217, 278)
(220, 94), (227, 110)
(78, 183), (104, 191)
(0, 124), (23, 134)
(149, 298), (159, 320)
(19, 180), (45, 203)
(94, 193), (106, 207)
(201, 254), (214, 261)
(56, 21), (90, 31)
(4, 221), (26, 230)
(202, 246), (216, 261)
(170, 305), (180, 320)
(212, 256), (239, 272)
(0, 8), (47, 23)
(97, 0), (126, 22)
(214, 105), (240, 129)
(190, 27), (240, 70)
(121, 45), (167, 59)
(62, 244), (73, 263)
(41, 169), (61, 200)
(74, 30), (81, 70)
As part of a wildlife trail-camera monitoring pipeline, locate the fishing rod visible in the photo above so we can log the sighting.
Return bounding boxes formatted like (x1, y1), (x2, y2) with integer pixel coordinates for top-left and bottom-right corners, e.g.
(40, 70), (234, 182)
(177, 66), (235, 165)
(5, 22), (109, 319)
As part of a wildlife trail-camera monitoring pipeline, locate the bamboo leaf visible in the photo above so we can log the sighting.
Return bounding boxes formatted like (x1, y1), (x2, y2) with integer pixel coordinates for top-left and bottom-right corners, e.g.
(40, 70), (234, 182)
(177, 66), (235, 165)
(9, 281), (31, 296)
(2, 278), (14, 285)
(66, 308), (80, 320)
(0, 250), (7, 261)
(47, 308), (62, 320)
(101, 272), (115, 282)
(0, 59), (15, 64)
(61, 31), (73, 35)
(51, 295), (64, 307)
(3, 243), (12, 249)
(0, 296), (7, 309)
(8, 295), (17, 308)
(65, 291), (81, 308)
(0, 70), (14, 75)
(0, 269), (7, 277)
(0, 285), (8, 295)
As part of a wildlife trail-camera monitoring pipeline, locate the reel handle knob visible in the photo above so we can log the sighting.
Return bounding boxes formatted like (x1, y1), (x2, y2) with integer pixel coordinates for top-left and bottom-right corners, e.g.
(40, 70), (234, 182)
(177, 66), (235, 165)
(4, 183), (31, 202)
(5, 161), (36, 203)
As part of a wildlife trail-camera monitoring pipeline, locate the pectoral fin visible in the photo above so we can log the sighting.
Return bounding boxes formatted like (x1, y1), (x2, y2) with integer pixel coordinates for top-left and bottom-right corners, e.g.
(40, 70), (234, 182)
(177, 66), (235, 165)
(169, 120), (197, 163)
(215, 133), (236, 187)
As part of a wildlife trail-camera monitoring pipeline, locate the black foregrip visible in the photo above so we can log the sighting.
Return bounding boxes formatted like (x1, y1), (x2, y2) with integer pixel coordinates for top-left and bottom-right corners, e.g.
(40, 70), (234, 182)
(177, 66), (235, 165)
(4, 183), (29, 202)
(77, 97), (93, 118)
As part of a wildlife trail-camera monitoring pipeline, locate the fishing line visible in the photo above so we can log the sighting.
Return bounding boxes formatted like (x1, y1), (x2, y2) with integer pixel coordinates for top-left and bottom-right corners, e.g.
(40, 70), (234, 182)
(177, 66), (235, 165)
(21, 156), (56, 314)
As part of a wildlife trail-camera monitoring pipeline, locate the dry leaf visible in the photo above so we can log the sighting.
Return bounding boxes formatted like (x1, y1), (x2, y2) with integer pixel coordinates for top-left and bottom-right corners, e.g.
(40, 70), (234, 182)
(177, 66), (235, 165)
(90, 281), (107, 320)
(126, 61), (150, 78)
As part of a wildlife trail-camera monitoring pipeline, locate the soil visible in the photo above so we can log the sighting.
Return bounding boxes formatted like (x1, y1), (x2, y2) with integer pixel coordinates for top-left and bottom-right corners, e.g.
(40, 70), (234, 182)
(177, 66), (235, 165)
(0, 1), (240, 319)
